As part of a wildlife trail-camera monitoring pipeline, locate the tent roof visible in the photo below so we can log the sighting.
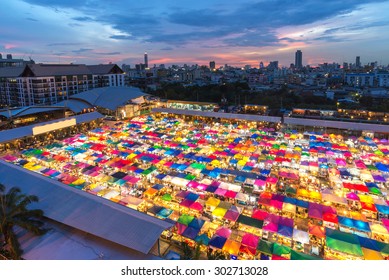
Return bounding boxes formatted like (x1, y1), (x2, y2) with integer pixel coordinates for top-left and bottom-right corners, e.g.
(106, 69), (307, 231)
(0, 161), (172, 254)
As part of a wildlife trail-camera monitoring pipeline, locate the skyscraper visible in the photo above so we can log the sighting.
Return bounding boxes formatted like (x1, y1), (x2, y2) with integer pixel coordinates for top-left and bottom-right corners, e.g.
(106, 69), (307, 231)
(144, 52), (148, 68)
(209, 61), (216, 70)
(356, 56), (361, 68)
(295, 50), (302, 69)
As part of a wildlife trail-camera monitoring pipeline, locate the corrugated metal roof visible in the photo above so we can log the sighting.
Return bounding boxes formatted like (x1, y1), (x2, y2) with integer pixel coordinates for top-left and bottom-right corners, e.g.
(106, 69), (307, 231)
(0, 161), (173, 254)
(0, 111), (103, 143)
(56, 99), (93, 114)
(70, 87), (147, 110)
(152, 108), (282, 123)
(0, 66), (25, 77)
(26, 64), (92, 76)
(15, 106), (64, 118)
(87, 64), (123, 75)
(284, 117), (389, 133)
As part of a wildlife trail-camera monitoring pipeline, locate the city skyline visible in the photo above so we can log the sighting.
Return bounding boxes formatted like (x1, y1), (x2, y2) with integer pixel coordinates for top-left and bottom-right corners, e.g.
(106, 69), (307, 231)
(1, 1), (389, 67)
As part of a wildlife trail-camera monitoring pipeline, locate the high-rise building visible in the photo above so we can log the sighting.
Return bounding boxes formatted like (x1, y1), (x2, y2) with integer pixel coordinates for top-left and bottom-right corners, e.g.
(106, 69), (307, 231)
(209, 61), (216, 70)
(259, 61), (264, 69)
(356, 56), (361, 68)
(144, 52), (148, 68)
(295, 50), (302, 69)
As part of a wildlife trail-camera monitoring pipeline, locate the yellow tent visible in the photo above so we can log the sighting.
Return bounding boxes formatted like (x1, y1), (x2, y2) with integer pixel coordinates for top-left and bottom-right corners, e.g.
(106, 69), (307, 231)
(309, 191), (322, 200)
(297, 189), (309, 198)
(362, 247), (384, 260)
(358, 194), (374, 204)
(206, 197), (220, 208)
(212, 207), (228, 218)
(237, 160), (247, 166)
(223, 239), (241, 255)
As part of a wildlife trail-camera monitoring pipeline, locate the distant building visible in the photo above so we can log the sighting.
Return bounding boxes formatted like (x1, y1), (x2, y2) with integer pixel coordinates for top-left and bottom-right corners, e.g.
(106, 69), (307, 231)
(144, 52), (148, 68)
(356, 56), (361, 68)
(0, 53), (33, 68)
(295, 50), (302, 69)
(345, 73), (374, 87)
(267, 61), (279, 70)
(209, 61), (216, 70)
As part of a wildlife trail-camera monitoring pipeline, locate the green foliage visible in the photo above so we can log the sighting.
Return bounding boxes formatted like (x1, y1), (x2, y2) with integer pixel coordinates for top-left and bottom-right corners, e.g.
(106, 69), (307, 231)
(206, 248), (227, 260)
(0, 184), (48, 260)
(180, 241), (194, 260)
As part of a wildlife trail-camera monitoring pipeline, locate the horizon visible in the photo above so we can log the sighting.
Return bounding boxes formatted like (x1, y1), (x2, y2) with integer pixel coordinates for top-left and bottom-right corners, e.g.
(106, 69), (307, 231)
(1, 1), (389, 67)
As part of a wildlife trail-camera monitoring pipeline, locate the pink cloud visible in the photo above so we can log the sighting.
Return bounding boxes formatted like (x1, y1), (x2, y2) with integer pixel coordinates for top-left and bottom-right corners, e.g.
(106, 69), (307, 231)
(4, 43), (18, 49)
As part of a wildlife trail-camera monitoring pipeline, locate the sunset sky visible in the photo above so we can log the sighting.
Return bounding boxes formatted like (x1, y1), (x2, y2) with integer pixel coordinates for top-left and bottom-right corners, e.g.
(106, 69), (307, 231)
(1, 0), (389, 67)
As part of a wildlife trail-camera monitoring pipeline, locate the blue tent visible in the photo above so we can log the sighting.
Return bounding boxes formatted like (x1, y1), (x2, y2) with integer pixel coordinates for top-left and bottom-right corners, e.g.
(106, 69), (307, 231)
(209, 235), (227, 249)
(155, 173), (166, 180)
(189, 218), (205, 230)
(284, 197), (297, 205)
(376, 204), (389, 215)
(296, 199), (309, 208)
(152, 184), (165, 190)
(182, 227), (200, 240)
(186, 193), (199, 201)
(277, 225), (293, 238)
(195, 234), (210, 245)
(205, 186), (218, 193)
(376, 163), (389, 173)
(235, 175), (246, 183)
(157, 208), (173, 219)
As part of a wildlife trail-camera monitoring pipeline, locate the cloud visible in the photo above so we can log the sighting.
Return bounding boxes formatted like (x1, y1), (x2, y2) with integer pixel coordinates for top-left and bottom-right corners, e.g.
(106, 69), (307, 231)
(110, 35), (132, 40)
(26, 17), (38, 21)
(94, 51), (121, 55)
(72, 48), (93, 53)
(72, 16), (94, 22)
(46, 42), (80, 46)
(160, 47), (173, 51)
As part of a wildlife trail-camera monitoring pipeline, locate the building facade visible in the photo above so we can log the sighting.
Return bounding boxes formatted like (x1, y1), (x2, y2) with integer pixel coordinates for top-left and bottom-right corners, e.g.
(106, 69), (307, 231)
(295, 50), (303, 69)
(0, 64), (124, 107)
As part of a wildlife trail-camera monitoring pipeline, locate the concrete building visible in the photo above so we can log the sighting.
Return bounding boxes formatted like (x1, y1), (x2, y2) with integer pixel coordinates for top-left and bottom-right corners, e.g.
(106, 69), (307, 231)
(0, 63), (124, 107)
(0, 53), (33, 68)
(295, 50), (303, 69)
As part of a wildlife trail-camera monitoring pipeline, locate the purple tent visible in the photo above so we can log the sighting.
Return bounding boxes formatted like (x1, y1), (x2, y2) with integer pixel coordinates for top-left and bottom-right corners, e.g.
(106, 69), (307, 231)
(224, 210), (240, 222)
(308, 203), (323, 219)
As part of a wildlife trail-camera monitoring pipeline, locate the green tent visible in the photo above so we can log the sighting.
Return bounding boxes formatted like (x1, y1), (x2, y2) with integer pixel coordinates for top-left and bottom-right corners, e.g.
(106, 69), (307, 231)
(190, 163), (206, 170)
(325, 228), (363, 257)
(162, 193), (172, 201)
(237, 215), (264, 229)
(142, 169), (153, 175)
(369, 187), (382, 196)
(257, 240), (273, 255)
(272, 243), (291, 256)
(185, 174), (196, 180)
(291, 250), (322, 260)
(286, 186), (297, 195)
(177, 214), (194, 226)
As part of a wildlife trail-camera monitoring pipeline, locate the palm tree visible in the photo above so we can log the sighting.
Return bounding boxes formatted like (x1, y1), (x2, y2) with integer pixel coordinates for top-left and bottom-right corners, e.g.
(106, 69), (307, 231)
(0, 184), (48, 259)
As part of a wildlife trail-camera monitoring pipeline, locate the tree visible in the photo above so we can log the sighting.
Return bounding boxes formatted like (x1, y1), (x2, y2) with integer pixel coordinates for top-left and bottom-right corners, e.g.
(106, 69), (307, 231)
(180, 241), (194, 260)
(206, 248), (227, 260)
(0, 184), (48, 259)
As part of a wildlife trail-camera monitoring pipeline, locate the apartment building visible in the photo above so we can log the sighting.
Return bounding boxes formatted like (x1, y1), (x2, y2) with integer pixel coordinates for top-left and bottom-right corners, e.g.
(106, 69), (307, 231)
(0, 63), (124, 107)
